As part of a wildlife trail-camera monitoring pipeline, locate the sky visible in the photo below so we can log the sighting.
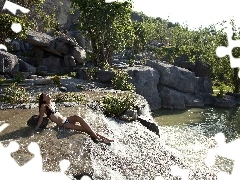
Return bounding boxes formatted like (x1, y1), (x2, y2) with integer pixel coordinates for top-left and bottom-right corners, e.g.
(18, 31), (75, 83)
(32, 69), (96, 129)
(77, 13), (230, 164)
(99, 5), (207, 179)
(131, 0), (240, 30)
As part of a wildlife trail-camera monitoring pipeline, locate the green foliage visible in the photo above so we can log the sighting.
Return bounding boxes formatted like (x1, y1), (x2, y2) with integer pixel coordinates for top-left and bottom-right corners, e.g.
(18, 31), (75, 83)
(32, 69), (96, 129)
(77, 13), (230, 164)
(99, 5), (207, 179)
(0, 83), (30, 104)
(51, 75), (61, 87)
(76, 84), (83, 90)
(101, 92), (136, 117)
(111, 69), (135, 92)
(132, 21), (147, 53)
(12, 71), (25, 83)
(100, 62), (111, 71)
(0, 0), (58, 44)
(70, 0), (134, 66)
(69, 72), (77, 78)
(140, 58), (147, 65)
(127, 59), (135, 67)
(85, 67), (97, 81)
(216, 85), (225, 98)
(53, 92), (87, 104)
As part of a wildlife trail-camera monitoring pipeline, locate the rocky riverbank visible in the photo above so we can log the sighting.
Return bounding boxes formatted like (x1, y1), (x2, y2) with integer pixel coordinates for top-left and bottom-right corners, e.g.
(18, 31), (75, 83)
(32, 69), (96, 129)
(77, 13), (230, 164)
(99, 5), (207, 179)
(0, 79), (219, 179)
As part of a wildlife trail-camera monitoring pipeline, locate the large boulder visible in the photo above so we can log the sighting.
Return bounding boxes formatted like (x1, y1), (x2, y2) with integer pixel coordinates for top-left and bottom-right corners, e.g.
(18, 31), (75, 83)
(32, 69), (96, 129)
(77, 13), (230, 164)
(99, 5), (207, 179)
(126, 65), (161, 110)
(195, 60), (211, 77)
(158, 85), (204, 109)
(147, 60), (199, 94)
(72, 46), (86, 64)
(64, 55), (76, 67)
(197, 77), (213, 94)
(37, 56), (61, 73)
(25, 30), (54, 47)
(174, 54), (195, 72)
(213, 95), (237, 108)
(55, 41), (69, 55)
(95, 70), (115, 83)
(18, 59), (36, 74)
(0, 51), (19, 73)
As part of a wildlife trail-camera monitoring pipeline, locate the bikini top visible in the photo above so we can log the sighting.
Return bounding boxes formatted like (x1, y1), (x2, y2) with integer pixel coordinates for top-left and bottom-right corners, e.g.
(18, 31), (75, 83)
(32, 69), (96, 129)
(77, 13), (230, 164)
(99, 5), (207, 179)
(45, 104), (58, 118)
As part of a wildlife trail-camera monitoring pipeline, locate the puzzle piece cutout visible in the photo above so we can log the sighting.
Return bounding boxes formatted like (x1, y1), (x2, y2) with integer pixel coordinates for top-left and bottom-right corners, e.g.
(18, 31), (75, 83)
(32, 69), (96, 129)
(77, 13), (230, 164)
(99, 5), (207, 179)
(204, 132), (240, 180)
(0, 123), (71, 180)
(216, 22), (240, 78)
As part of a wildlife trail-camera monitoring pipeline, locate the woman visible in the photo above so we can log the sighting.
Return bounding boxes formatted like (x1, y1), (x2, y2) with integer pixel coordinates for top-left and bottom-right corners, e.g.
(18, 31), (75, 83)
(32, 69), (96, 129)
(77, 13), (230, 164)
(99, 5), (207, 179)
(34, 93), (114, 144)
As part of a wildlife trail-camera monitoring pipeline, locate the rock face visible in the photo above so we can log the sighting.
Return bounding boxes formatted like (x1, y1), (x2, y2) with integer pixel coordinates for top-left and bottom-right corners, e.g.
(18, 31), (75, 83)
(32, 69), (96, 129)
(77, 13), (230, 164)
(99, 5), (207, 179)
(126, 65), (161, 110)
(0, 51), (19, 73)
(20, 31), (87, 74)
(146, 60), (206, 109)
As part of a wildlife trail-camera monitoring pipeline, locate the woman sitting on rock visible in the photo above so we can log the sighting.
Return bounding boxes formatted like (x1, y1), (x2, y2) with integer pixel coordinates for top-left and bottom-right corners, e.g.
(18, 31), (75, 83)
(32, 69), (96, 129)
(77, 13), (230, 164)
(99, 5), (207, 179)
(34, 93), (114, 144)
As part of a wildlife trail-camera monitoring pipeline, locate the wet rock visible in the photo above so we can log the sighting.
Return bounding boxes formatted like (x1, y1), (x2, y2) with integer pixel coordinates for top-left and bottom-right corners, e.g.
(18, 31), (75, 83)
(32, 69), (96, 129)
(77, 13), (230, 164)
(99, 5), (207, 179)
(137, 116), (160, 137)
(119, 109), (138, 121)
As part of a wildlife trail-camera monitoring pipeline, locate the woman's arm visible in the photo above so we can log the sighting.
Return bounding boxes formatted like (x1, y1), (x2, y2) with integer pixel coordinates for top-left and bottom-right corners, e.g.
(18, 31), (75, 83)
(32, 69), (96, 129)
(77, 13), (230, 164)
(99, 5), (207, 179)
(35, 104), (45, 131)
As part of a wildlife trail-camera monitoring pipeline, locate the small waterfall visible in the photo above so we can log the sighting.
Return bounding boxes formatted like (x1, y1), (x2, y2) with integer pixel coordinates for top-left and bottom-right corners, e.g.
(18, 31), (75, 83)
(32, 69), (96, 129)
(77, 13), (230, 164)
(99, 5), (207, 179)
(83, 108), (218, 179)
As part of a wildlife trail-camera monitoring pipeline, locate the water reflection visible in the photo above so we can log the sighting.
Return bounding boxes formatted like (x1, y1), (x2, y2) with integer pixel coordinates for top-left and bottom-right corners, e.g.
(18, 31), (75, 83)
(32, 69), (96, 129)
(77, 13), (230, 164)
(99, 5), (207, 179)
(153, 106), (240, 142)
(153, 106), (240, 174)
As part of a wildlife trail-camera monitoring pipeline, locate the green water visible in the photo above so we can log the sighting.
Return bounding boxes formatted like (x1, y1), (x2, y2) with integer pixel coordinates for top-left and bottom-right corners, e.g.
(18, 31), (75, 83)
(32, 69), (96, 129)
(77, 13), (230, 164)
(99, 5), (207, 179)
(153, 106), (240, 142)
(152, 106), (240, 173)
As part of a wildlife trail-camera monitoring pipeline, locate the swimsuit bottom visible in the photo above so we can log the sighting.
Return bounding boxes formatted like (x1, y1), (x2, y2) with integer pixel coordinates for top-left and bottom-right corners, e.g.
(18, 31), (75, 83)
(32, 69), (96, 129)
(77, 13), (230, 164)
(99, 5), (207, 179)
(62, 118), (70, 127)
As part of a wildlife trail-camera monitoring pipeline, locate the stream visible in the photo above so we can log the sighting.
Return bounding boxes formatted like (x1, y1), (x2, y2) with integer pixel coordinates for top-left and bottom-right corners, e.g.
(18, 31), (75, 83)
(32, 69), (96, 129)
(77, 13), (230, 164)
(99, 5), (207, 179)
(1, 105), (239, 179)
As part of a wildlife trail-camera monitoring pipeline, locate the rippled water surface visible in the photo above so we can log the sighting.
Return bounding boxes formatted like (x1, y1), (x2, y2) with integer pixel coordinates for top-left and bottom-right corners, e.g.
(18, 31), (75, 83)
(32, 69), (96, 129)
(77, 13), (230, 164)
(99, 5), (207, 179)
(153, 106), (240, 173)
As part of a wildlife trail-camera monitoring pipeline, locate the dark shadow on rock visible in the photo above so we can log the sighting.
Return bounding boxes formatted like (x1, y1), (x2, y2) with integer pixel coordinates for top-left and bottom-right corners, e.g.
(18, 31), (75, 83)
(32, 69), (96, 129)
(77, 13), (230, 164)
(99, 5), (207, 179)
(137, 117), (160, 137)
(26, 115), (49, 128)
(73, 172), (93, 180)
(0, 126), (39, 141)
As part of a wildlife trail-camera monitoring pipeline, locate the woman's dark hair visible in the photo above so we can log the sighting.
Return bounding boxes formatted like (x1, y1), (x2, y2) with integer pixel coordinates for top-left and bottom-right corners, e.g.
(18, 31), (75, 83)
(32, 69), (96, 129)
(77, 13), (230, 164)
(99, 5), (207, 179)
(38, 93), (46, 112)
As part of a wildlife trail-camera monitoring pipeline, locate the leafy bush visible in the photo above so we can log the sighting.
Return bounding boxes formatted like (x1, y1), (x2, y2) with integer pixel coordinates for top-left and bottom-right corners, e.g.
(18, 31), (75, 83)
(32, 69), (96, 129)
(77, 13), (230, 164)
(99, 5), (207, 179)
(85, 67), (97, 81)
(12, 71), (25, 83)
(51, 75), (61, 87)
(216, 85), (225, 98)
(140, 57), (147, 65)
(0, 83), (30, 104)
(53, 92), (87, 104)
(111, 70), (135, 92)
(127, 59), (135, 67)
(101, 92), (136, 117)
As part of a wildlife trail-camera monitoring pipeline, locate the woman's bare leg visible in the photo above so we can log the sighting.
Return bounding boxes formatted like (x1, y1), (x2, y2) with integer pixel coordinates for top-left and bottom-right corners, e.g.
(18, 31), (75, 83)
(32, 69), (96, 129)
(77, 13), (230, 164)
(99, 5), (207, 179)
(66, 115), (114, 142)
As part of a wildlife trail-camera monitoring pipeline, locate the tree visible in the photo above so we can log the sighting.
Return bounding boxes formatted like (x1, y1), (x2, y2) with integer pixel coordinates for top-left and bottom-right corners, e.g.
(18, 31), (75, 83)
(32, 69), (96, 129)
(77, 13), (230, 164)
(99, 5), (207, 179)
(70, 0), (134, 67)
(132, 21), (147, 54)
